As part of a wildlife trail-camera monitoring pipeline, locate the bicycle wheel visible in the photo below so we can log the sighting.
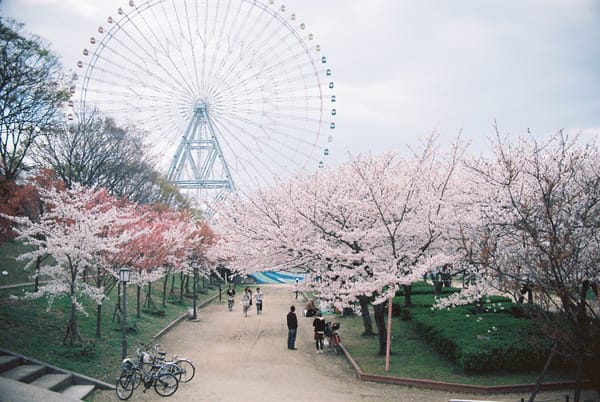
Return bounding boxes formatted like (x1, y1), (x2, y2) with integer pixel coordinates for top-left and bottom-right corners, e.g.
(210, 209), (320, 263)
(154, 372), (179, 397)
(176, 359), (195, 383)
(130, 368), (143, 389)
(160, 362), (183, 382)
(115, 373), (134, 400)
(334, 336), (341, 355)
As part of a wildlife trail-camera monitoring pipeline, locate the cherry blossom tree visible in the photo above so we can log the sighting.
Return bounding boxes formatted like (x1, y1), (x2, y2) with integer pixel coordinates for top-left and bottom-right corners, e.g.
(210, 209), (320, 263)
(211, 134), (465, 356)
(110, 204), (215, 316)
(441, 130), (600, 401)
(6, 182), (133, 346)
(160, 209), (195, 307)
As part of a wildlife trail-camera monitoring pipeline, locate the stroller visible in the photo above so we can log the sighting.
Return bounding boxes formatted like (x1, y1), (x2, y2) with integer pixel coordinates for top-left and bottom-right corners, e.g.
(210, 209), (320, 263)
(324, 321), (341, 355)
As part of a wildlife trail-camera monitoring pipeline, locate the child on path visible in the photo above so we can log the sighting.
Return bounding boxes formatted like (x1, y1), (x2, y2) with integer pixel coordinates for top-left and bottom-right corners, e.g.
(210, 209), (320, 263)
(254, 288), (263, 314)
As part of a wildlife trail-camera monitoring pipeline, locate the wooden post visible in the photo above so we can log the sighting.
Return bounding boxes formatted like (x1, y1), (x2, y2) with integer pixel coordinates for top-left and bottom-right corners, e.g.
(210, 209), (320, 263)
(385, 294), (393, 371)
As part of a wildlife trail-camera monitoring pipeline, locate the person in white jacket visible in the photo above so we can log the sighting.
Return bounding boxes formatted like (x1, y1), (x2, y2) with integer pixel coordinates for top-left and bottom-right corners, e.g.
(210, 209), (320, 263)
(254, 288), (264, 314)
(241, 288), (251, 317)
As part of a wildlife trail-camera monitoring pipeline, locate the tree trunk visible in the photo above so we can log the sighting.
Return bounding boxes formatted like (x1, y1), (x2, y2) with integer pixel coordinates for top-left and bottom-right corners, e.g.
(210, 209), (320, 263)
(96, 303), (102, 338)
(64, 300), (82, 346)
(475, 297), (484, 314)
(373, 301), (388, 355)
(574, 352), (583, 402)
(144, 282), (156, 309)
(136, 285), (141, 318)
(180, 273), (186, 299)
(34, 255), (42, 292)
(358, 296), (375, 336)
(168, 274), (176, 300)
(433, 278), (443, 295)
(95, 267), (103, 337)
(528, 342), (557, 402)
(162, 273), (168, 308)
(403, 284), (414, 307)
(573, 286), (589, 402)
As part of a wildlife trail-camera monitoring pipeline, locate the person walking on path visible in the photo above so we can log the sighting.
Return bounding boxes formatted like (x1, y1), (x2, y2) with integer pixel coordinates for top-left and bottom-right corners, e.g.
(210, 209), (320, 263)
(294, 277), (300, 299)
(245, 287), (252, 307)
(241, 288), (251, 317)
(254, 288), (264, 314)
(226, 285), (236, 311)
(313, 312), (326, 353)
(287, 305), (298, 350)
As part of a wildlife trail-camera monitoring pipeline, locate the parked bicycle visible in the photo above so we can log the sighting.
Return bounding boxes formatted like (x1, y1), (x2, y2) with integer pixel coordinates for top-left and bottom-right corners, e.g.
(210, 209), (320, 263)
(325, 321), (342, 355)
(115, 356), (179, 400)
(134, 347), (186, 384)
(141, 342), (196, 383)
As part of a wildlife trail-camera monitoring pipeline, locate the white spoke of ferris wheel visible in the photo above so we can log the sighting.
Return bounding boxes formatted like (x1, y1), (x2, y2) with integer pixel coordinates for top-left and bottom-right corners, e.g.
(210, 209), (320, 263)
(82, 18), (196, 107)
(210, 109), (320, 181)
(137, 2), (201, 95)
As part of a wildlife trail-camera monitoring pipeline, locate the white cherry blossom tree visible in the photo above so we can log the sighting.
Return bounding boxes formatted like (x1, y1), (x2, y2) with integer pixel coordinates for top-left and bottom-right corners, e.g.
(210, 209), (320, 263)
(8, 183), (133, 346)
(442, 130), (600, 401)
(211, 133), (466, 356)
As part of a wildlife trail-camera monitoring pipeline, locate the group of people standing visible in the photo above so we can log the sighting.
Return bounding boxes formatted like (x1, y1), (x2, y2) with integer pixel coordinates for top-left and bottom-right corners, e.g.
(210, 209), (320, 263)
(224, 284), (327, 353)
(286, 305), (326, 353)
(226, 285), (263, 317)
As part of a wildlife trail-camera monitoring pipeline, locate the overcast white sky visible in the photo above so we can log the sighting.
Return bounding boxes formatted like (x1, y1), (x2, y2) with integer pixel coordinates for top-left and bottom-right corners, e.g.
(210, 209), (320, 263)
(2, 0), (600, 161)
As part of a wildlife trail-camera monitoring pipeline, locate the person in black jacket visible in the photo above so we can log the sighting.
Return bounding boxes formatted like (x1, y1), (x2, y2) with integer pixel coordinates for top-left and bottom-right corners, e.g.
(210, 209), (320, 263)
(286, 305), (298, 350)
(312, 312), (326, 353)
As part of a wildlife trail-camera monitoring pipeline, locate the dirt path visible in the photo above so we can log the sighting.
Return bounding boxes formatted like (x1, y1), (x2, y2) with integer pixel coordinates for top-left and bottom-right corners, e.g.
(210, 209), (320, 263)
(93, 285), (597, 401)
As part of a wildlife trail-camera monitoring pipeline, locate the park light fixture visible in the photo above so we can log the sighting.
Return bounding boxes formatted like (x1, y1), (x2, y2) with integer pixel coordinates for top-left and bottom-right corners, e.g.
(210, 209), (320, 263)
(119, 267), (130, 360)
(119, 267), (130, 283)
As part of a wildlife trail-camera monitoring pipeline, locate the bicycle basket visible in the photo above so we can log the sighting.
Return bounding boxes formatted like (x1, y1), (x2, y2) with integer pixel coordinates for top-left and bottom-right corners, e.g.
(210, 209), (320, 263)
(121, 358), (134, 371)
(141, 352), (152, 364)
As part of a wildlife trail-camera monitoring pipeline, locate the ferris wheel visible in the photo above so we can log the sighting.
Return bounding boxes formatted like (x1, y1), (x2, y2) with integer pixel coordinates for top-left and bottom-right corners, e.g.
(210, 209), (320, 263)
(76, 0), (336, 204)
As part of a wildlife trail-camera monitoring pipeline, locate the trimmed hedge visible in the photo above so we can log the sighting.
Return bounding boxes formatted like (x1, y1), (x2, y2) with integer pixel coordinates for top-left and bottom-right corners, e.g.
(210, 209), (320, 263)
(397, 284), (554, 373)
(395, 281), (460, 296)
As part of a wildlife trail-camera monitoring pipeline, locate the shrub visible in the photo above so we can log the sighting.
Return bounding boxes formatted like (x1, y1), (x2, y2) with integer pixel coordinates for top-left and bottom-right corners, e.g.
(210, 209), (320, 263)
(396, 281), (460, 296)
(409, 301), (553, 373)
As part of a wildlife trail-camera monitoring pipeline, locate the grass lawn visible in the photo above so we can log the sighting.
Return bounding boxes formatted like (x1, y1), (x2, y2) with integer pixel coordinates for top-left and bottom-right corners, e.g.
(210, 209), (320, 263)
(0, 274), (220, 383)
(0, 239), (36, 284)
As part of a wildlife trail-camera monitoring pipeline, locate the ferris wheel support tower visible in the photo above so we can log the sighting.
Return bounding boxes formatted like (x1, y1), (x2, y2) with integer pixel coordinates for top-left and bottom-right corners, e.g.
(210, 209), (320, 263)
(167, 105), (236, 196)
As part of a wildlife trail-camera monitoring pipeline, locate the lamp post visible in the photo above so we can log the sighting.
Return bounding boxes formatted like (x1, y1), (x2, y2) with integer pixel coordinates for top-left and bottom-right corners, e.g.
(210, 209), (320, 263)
(192, 261), (198, 320)
(119, 267), (130, 360)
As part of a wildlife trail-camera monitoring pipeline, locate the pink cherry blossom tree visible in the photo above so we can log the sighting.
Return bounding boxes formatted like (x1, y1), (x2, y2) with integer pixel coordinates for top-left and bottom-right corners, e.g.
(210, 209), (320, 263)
(108, 204), (168, 318)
